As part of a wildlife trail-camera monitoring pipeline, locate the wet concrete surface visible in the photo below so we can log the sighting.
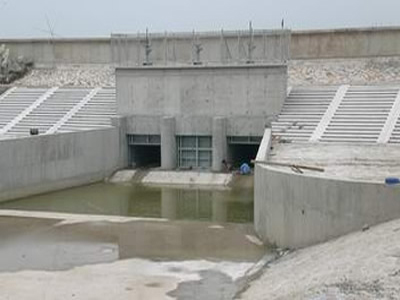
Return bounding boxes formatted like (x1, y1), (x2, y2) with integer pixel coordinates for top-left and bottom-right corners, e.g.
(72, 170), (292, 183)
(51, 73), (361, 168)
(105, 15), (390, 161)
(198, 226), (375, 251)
(0, 214), (268, 299)
(168, 270), (236, 300)
(0, 215), (265, 273)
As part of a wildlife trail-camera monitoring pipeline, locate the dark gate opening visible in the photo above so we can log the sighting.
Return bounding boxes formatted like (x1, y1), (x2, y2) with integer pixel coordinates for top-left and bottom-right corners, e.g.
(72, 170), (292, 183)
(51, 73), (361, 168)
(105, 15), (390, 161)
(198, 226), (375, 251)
(127, 135), (161, 168)
(130, 145), (161, 168)
(227, 136), (262, 168)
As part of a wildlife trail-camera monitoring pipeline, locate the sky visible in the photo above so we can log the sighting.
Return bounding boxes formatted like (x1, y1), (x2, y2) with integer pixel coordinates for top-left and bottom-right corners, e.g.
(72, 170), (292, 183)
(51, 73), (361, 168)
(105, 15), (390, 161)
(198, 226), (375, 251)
(0, 0), (399, 38)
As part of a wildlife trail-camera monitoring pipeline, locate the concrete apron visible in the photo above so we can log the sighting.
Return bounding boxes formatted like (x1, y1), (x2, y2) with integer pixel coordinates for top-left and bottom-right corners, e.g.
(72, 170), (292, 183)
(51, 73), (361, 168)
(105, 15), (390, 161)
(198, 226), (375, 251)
(108, 169), (234, 187)
(0, 210), (271, 300)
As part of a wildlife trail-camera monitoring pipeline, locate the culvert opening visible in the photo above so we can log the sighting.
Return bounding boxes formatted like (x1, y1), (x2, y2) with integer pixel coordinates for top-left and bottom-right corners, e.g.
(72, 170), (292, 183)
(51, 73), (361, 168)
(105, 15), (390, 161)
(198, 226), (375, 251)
(128, 135), (161, 168)
(130, 145), (161, 168)
(227, 136), (262, 169)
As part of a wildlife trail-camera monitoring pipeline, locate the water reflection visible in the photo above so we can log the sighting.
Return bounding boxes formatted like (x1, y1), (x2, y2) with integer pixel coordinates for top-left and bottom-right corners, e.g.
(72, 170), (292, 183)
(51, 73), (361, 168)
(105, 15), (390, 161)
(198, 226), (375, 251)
(0, 181), (253, 223)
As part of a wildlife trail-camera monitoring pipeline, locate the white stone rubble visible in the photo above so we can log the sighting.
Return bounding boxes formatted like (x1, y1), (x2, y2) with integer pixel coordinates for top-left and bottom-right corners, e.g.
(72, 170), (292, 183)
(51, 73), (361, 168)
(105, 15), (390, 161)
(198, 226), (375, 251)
(289, 56), (400, 86)
(10, 56), (400, 88)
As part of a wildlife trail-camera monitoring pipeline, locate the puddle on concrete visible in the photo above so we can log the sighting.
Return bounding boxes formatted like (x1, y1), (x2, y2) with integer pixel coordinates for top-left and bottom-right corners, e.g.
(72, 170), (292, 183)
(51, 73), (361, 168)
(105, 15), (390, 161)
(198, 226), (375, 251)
(0, 216), (265, 273)
(0, 178), (253, 223)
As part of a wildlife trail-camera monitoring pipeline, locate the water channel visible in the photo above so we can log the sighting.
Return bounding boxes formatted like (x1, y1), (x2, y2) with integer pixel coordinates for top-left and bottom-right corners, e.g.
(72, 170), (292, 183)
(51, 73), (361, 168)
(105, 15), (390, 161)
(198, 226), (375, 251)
(0, 178), (254, 223)
(0, 176), (266, 300)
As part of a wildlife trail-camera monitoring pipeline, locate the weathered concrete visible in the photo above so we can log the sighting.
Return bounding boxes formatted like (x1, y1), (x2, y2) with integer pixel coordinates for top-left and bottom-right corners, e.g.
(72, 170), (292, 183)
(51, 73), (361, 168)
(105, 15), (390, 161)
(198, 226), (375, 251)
(254, 139), (400, 249)
(0, 29), (290, 66)
(3, 27), (400, 67)
(212, 117), (228, 172)
(111, 116), (129, 168)
(0, 38), (111, 66)
(142, 171), (233, 187)
(291, 26), (400, 59)
(161, 116), (177, 170)
(0, 128), (122, 202)
(117, 64), (287, 138)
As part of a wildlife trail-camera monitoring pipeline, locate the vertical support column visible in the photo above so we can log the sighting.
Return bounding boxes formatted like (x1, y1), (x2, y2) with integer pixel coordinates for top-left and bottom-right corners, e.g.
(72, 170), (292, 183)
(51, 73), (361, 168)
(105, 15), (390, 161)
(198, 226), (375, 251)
(212, 117), (228, 172)
(161, 116), (177, 170)
(111, 116), (129, 168)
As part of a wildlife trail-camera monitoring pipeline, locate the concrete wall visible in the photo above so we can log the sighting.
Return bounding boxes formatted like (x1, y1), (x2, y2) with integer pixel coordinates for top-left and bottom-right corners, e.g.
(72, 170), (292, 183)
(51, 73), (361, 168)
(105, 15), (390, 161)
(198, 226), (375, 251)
(111, 30), (290, 65)
(1, 38), (111, 66)
(254, 132), (400, 249)
(0, 128), (123, 202)
(116, 65), (287, 137)
(2, 27), (400, 65)
(291, 27), (400, 59)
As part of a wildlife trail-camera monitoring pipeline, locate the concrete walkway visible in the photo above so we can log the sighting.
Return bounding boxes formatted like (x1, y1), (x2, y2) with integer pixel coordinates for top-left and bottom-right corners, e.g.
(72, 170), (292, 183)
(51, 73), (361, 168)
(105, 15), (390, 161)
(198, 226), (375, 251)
(239, 218), (400, 299)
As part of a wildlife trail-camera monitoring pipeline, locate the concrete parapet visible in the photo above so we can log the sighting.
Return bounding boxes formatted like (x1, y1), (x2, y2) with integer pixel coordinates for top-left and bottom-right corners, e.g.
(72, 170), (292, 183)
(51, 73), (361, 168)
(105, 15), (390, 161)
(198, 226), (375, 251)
(291, 26), (400, 59)
(161, 116), (177, 170)
(3, 27), (400, 66)
(212, 117), (227, 172)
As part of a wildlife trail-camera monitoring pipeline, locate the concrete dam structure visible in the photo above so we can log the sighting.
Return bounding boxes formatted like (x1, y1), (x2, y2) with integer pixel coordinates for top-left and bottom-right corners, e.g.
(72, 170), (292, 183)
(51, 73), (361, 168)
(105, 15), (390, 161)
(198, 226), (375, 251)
(2, 26), (400, 252)
(116, 64), (287, 171)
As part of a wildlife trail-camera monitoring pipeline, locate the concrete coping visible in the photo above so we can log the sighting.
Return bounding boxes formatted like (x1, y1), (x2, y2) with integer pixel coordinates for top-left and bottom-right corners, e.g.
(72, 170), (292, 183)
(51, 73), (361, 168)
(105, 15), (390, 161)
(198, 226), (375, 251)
(116, 63), (287, 71)
(259, 163), (399, 186)
(293, 25), (400, 35)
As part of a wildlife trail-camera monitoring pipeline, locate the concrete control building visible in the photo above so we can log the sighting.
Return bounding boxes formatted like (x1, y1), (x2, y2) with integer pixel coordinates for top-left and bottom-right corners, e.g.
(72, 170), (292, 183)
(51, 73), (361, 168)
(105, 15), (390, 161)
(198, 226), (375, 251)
(116, 64), (287, 171)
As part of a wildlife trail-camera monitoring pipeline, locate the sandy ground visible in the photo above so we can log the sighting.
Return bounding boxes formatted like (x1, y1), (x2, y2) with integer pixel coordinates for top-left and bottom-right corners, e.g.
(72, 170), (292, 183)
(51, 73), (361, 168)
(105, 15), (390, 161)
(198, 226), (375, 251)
(239, 217), (400, 300)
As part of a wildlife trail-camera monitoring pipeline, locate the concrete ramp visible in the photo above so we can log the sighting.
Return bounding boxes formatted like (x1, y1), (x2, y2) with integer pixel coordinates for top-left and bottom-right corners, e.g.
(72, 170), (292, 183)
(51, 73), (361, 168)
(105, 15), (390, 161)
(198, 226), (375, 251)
(273, 85), (400, 144)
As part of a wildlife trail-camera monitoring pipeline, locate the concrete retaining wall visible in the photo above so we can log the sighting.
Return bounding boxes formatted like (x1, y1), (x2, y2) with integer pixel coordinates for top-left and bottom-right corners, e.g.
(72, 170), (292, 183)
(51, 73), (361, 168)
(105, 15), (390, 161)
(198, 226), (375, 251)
(254, 132), (400, 248)
(1, 27), (400, 65)
(255, 166), (400, 249)
(0, 128), (122, 202)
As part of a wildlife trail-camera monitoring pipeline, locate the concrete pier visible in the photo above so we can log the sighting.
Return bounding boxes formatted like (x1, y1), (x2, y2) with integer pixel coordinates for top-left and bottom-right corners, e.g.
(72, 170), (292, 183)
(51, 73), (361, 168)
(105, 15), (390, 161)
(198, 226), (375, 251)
(212, 117), (227, 172)
(161, 116), (177, 170)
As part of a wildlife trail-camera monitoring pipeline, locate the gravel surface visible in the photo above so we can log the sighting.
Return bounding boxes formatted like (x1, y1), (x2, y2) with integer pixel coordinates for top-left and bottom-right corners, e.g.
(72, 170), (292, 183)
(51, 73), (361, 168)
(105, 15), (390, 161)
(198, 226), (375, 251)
(289, 56), (400, 86)
(13, 65), (115, 87)
(239, 218), (400, 300)
(10, 56), (400, 88)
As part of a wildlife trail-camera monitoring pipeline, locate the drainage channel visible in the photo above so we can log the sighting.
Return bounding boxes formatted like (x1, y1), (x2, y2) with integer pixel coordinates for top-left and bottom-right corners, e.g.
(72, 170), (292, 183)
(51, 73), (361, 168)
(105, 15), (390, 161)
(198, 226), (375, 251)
(0, 179), (268, 299)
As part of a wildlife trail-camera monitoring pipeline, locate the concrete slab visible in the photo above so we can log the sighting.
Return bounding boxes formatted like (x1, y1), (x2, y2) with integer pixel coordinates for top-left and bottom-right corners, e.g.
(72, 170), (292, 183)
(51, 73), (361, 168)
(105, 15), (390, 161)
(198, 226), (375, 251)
(141, 170), (233, 187)
(108, 169), (137, 183)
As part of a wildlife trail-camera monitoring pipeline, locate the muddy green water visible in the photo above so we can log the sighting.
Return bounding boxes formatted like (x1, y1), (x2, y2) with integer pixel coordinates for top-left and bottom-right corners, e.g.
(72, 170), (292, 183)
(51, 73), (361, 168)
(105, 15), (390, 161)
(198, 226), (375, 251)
(0, 179), (253, 223)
